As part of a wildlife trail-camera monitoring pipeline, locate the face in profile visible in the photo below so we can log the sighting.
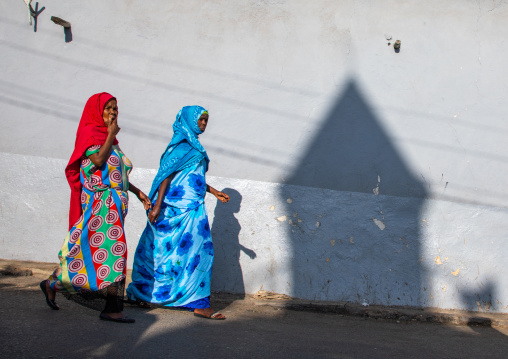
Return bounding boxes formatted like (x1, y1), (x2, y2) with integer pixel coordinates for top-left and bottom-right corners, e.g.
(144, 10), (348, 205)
(198, 113), (208, 133)
(102, 99), (118, 126)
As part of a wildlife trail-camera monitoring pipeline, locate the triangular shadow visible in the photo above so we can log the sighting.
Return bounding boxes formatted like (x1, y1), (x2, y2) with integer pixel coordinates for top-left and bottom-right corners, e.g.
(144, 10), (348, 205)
(286, 81), (426, 198)
(281, 80), (429, 306)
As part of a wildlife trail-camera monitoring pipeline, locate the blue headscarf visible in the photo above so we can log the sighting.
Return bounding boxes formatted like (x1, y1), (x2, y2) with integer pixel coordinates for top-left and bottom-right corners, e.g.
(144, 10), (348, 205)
(148, 106), (210, 200)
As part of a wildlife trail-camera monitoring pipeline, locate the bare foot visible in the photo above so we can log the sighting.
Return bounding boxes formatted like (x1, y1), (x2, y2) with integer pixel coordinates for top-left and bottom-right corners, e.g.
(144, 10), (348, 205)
(194, 307), (226, 319)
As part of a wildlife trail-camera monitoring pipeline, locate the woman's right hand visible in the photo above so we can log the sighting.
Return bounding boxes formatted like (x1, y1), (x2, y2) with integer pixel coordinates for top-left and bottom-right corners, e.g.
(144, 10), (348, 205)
(108, 117), (121, 137)
(148, 205), (161, 224)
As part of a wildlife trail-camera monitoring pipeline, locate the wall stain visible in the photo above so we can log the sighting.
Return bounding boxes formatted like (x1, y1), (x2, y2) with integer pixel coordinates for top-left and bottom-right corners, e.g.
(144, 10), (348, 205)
(373, 218), (386, 230)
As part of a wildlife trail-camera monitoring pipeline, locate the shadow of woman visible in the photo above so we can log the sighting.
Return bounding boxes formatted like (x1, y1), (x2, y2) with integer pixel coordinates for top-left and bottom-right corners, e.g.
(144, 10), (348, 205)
(210, 188), (256, 301)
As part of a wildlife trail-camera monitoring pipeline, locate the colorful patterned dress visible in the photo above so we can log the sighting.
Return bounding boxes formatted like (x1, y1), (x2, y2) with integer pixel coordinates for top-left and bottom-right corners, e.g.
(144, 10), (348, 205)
(48, 145), (131, 298)
(126, 159), (213, 307)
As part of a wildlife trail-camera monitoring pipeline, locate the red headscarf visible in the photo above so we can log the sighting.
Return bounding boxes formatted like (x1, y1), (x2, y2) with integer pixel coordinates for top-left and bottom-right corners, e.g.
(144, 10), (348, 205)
(65, 92), (118, 230)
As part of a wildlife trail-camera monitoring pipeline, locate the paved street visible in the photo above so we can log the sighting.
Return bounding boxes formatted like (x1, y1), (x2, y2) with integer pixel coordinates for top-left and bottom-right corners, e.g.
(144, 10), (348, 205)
(1, 261), (507, 359)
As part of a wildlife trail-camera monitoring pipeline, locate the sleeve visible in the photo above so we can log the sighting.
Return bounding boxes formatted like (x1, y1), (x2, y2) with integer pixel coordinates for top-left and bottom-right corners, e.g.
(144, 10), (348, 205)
(85, 145), (101, 157)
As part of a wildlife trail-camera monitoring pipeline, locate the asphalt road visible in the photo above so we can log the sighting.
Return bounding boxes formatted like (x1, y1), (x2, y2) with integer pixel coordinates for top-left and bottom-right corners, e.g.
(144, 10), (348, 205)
(1, 262), (507, 359)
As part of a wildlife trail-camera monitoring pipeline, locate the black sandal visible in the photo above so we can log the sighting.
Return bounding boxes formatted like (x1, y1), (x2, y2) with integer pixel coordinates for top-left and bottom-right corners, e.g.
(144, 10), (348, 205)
(100, 312), (135, 323)
(40, 280), (59, 310)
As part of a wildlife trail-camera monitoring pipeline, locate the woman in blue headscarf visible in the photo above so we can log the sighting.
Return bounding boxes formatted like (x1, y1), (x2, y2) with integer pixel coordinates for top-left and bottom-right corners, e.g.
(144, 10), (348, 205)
(126, 106), (229, 319)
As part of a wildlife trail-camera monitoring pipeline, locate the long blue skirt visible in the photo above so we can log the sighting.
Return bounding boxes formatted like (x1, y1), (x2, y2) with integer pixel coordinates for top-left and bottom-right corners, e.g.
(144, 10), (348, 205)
(127, 162), (213, 308)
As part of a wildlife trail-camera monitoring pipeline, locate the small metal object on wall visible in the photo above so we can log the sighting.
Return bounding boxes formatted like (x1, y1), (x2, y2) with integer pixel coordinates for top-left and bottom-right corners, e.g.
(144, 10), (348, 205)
(23, 0), (45, 32)
(50, 16), (71, 28)
(50, 16), (72, 42)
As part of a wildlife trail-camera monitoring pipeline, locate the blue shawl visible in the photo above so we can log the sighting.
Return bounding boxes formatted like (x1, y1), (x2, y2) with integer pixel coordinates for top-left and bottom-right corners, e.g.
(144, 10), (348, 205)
(148, 106), (210, 200)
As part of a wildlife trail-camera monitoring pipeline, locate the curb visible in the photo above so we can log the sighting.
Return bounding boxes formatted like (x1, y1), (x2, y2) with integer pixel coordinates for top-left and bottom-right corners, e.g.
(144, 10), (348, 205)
(213, 292), (508, 329)
(2, 260), (507, 329)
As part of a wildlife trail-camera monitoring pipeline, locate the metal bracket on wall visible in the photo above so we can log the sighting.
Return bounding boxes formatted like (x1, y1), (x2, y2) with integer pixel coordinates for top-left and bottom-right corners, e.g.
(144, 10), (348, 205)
(50, 16), (72, 42)
(50, 17), (71, 28)
(23, 0), (45, 32)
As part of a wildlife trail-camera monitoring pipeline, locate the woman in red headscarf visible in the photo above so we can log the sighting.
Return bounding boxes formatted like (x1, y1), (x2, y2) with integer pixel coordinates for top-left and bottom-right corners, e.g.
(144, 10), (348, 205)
(39, 93), (151, 323)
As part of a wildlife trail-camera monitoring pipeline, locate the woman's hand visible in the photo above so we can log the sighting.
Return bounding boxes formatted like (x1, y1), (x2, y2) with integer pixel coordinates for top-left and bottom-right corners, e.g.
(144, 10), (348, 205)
(129, 183), (151, 210)
(107, 117), (121, 137)
(214, 191), (230, 203)
(207, 184), (230, 203)
(137, 190), (152, 211)
(145, 175), (173, 225)
(148, 205), (161, 224)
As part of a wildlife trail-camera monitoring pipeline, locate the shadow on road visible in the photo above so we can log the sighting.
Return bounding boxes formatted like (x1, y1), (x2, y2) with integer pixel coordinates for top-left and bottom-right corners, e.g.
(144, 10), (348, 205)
(1, 270), (507, 358)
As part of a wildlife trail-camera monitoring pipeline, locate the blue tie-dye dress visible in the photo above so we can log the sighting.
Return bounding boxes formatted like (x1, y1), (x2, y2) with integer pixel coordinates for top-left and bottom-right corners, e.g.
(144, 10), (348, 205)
(126, 158), (213, 307)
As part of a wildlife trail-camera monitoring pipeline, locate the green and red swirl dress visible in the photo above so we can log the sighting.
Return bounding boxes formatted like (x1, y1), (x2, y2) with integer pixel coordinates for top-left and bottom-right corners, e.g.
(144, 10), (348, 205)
(48, 145), (132, 306)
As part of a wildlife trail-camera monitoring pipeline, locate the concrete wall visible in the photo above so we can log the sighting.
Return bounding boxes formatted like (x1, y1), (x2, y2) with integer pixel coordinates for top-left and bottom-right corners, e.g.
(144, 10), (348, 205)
(1, 0), (507, 312)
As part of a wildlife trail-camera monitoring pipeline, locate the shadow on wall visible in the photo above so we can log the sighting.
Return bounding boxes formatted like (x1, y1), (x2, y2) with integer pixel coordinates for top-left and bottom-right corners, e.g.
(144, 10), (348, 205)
(460, 281), (497, 313)
(280, 80), (429, 306)
(211, 188), (256, 298)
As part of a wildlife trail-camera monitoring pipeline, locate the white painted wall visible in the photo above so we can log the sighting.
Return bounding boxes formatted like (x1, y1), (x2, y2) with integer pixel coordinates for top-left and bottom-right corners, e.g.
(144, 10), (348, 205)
(1, 0), (507, 312)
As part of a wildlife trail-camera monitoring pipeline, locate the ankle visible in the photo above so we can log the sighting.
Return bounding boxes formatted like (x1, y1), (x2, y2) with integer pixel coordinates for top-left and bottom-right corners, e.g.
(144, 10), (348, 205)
(46, 281), (54, 293)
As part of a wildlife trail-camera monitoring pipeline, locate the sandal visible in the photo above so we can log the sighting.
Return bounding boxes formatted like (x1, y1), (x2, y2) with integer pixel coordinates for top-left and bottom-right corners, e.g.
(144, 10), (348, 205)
(40, 280), (59, 310)
(100, 312), (135, 323)
(194, 311), (226, 320)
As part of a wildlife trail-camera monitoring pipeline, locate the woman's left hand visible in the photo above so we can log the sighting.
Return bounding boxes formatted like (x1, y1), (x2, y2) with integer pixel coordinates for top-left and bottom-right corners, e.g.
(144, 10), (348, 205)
(214, 191), (230, 203)
(137, 191), (152, 210)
